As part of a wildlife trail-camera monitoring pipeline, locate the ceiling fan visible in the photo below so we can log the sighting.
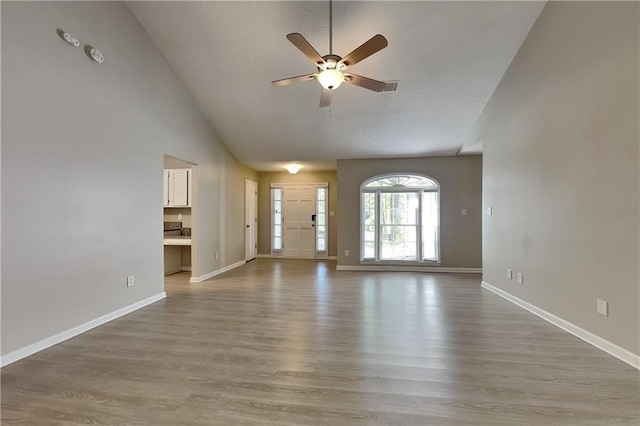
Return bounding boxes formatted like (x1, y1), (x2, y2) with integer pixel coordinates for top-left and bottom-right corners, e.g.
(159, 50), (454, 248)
(271, 0), (388, 107)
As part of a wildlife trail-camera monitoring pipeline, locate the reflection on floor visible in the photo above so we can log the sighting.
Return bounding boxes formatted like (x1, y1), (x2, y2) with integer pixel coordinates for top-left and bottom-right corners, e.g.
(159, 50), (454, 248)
(2, 259), (638, 425)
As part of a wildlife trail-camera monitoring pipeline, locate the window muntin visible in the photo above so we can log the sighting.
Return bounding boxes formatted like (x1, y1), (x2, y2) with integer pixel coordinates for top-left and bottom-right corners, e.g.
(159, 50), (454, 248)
(272, 187), (282, 251)
(363, 175), (438, 190)
(361, 174), (439, 263)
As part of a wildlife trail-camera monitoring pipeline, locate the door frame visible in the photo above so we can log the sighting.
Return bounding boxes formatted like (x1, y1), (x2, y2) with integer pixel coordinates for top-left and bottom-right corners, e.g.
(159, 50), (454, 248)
(245, 179), (258, 261)
(270, 182), (329, 259)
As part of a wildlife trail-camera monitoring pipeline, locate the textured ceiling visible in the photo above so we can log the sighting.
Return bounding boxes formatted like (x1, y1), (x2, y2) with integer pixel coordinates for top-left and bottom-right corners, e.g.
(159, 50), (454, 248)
(129, 1), (545, 171)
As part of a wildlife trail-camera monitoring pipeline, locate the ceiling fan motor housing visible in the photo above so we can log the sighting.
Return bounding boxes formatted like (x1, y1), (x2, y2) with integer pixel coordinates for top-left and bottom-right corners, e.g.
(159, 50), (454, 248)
(319, 54), (345, 71)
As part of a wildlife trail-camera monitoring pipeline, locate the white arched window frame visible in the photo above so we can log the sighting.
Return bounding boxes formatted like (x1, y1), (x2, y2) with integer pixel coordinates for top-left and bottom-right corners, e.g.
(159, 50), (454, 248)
(360, 173), (440, 263)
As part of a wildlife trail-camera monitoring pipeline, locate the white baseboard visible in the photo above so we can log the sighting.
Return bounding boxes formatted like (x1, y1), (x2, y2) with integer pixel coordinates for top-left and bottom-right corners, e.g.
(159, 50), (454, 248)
(164, 267), (182, 276)
(189, 260), (245, 283)
(0, 292), (167, 368)
(336, 265), (482, 273)
(481, 281), (639, 370)
(257, 254), (336, 261)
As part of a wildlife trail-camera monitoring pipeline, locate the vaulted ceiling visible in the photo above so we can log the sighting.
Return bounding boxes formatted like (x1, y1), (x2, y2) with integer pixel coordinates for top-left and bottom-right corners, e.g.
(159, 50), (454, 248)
(128, 1), (545, 171)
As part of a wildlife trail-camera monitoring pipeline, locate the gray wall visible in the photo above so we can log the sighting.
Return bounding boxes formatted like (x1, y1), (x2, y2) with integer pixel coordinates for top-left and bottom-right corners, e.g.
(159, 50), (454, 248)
(337, 156), (482, 268)
(465, 2), (639, 354)
(257, 171), (338, 257)
(1, 1), (257, 356)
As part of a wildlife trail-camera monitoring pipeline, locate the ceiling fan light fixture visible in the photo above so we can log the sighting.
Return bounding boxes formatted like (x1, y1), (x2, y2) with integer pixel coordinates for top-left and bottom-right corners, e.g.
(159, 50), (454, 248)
(317, 69), (344, 90)
(285, 164), (302, 175)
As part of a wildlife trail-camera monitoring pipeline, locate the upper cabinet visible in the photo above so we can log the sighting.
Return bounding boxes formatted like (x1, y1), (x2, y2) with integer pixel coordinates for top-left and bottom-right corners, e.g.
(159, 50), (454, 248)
(164, 169), (191, 207)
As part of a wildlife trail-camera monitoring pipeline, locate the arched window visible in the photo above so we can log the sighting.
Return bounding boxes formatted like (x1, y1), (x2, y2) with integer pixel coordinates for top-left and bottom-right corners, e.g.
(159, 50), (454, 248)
(361, 174), (440, 262)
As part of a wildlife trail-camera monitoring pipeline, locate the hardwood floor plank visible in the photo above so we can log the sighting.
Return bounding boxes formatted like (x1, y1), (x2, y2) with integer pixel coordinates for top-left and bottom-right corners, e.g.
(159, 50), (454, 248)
(2, 259), (638, 425)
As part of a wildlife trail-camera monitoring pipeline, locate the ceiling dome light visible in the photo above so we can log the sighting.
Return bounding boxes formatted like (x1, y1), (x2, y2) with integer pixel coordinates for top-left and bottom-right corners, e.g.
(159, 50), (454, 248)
(317, 69), (344, 90)
(285, 164), (301, 175)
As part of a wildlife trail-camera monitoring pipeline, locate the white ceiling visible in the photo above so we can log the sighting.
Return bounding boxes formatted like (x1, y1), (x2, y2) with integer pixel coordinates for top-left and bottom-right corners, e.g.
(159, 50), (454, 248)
(129, 1), (545, 171)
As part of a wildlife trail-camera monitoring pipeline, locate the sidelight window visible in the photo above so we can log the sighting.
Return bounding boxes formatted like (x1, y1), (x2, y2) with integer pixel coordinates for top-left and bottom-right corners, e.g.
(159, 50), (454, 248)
(272, 186), (282, 251)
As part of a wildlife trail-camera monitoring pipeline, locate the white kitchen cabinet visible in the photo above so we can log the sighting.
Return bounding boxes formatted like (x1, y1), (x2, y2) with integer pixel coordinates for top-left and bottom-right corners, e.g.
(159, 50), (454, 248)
(164, 169), (191, 207)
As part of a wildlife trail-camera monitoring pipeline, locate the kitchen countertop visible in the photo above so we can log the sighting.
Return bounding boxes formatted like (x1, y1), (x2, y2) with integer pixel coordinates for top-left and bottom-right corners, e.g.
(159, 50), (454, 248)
(164, 236), (191, 246)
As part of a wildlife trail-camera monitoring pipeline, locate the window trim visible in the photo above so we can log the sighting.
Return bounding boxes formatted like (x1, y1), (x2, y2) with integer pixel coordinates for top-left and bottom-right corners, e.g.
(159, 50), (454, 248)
(360, 173), (441, 264)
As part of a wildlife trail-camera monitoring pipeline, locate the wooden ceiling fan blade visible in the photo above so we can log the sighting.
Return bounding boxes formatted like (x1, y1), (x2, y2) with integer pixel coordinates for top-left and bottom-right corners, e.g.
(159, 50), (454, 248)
(286, 33), (326, 66)
(338, 34), (388, 68)
(271, 73), (317, 87)
(344, 73), (386, 92)
(320, 88), (332, 107)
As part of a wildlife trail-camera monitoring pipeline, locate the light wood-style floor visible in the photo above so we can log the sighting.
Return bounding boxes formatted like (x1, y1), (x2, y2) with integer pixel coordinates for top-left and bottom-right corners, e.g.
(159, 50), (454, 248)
(2, 259), (638, 425)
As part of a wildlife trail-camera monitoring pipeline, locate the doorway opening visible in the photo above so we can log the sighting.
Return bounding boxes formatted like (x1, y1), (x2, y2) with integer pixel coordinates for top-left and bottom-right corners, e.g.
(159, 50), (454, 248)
(163, 154), (197, 286)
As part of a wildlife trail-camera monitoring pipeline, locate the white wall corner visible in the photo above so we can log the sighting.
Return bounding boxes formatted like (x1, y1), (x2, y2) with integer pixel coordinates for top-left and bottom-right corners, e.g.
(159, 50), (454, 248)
(0, 292), (167, 368)
(481, 281), (640, 370)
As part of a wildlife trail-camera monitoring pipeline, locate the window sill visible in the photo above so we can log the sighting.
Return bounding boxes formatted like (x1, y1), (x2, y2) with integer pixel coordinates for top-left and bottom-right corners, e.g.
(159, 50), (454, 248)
(360, 260), (441, 266)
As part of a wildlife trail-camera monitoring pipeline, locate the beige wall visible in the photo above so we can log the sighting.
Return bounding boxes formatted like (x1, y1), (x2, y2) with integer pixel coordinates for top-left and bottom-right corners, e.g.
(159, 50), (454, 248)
(465, 2), (639, 354)
(336, 156), (482, 268)
(1, 1), (256, 357)
(257, 171), (338, 257)
(223, 159), (259, 264)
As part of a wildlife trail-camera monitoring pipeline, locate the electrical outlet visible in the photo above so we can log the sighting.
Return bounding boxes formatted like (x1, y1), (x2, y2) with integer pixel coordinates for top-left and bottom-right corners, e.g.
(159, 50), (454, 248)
(507, 269), (512, 280)
(461, 209), (467, 216)
(178, 213), (182, 220)
(215, 252), (219, 260)
(127, 276), (134, 287)
(517, 273), (523, 285)
(487, 206), (493, 216)
(344, 249), (350, 256)
(597, 299), (608, 316)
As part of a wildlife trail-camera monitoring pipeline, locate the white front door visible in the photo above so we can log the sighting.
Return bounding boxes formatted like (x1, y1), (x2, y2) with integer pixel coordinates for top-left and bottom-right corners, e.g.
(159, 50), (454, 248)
(245, 180), (258, 261)
(283, 184), (316, 258)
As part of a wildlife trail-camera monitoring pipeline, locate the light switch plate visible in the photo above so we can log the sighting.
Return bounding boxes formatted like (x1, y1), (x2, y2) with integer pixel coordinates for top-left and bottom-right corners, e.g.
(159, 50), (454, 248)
(597, 299), (608, 316)
(507, 269), (512, 280)
(461, 209), (467, 216)
(517, 273), (523, 284)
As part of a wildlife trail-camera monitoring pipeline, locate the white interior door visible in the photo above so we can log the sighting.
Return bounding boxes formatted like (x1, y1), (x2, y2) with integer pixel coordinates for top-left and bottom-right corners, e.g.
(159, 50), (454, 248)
(245, 180), (258, 261)
(283, 184), (316, 258)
